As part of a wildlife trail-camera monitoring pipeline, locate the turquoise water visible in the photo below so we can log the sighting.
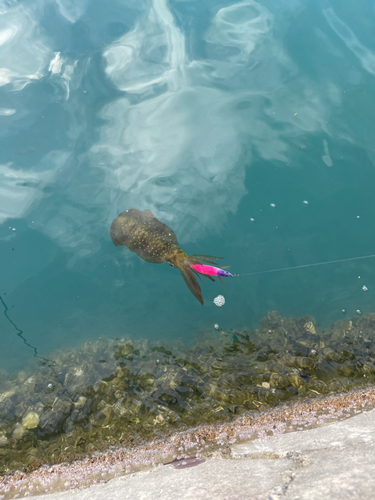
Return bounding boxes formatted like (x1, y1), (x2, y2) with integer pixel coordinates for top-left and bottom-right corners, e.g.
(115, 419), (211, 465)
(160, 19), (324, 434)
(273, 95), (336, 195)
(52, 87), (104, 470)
(1, 0), (375, 375)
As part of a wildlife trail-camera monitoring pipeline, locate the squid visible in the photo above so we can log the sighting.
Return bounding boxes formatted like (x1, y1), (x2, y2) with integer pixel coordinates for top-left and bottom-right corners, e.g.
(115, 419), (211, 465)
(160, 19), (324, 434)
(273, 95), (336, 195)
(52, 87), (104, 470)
(110, 209), (233, 305)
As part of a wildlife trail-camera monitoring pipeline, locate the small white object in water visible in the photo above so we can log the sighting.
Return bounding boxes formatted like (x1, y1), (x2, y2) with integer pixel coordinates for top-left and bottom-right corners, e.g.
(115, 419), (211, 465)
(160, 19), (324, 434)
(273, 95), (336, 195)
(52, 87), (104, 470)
(250, 218), (255, 221)
(213, 295), (225, 307)
(270, 203), (276, 208)
(214, 324), (219, 330)
(356, 309), (362, 315)
(303, 200), (309, 204)
(362, 285), (368, 292)
(342, 309), (346, 314)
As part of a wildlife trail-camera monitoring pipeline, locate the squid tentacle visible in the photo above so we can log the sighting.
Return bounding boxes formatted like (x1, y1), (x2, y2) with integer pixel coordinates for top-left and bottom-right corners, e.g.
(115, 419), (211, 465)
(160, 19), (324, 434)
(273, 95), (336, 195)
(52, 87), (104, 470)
(188, 254), (223, 265)
(178, 264), (204, 305)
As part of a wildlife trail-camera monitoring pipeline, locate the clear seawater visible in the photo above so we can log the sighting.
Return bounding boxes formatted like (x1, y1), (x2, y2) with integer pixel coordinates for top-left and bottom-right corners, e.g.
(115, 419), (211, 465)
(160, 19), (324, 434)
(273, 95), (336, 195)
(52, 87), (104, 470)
(1, 0), (375, 375)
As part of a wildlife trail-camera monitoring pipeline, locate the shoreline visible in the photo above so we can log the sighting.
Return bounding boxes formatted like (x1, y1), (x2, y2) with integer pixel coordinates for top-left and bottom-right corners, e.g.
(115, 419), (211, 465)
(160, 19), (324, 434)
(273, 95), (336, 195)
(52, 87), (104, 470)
(1, 384), (374, 499)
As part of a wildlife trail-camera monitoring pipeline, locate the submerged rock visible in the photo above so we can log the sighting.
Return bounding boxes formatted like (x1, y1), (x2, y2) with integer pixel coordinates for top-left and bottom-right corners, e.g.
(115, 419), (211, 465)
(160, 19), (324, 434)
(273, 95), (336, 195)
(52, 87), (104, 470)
(12, 423), (24, 440)
(1, 310), (375, 473)
(0, 434), (7, 448)
(22, 411), (40, 429)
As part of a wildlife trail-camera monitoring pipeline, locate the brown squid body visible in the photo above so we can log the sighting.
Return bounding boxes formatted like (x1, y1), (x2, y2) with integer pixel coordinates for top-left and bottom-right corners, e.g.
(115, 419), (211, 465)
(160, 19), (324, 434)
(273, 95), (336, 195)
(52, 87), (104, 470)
(110, 209), (222, 305)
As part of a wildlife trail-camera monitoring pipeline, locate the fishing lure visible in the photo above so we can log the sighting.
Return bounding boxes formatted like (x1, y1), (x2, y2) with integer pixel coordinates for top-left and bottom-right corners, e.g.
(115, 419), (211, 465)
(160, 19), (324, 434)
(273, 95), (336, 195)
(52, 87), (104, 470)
(110, 209), (232, 305)
(190, 263), (234, 284)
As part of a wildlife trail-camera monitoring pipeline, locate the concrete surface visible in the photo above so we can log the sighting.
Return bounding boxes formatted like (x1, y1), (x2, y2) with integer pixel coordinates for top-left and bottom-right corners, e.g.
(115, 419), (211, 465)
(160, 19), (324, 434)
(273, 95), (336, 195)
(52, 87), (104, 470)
(23, 409), (375, 500)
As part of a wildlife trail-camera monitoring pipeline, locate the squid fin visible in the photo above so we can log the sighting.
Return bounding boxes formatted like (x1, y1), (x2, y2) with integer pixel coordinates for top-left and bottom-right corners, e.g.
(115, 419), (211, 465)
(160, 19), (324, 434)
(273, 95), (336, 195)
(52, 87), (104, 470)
(179, 265), (204, 305)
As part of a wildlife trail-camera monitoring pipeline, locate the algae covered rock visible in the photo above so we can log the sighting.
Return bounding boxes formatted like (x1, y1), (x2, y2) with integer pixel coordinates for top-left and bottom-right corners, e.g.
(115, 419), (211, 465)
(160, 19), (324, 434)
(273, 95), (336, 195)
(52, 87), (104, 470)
(22, 412), (40, 429)
(2, 310), (375, 474)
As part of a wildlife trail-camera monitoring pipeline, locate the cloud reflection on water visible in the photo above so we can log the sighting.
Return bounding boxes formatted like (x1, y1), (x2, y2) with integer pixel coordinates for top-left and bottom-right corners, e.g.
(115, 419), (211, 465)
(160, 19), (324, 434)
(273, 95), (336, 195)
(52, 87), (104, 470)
(0, 0), (373, 258)
(0, 162), (53, 224)
(0, 0), (79, 225)
(324, 8), (375, 76)
(94, 0), (290, 244)
(0, 2), (52, 90)
(55, 0), (88, 23)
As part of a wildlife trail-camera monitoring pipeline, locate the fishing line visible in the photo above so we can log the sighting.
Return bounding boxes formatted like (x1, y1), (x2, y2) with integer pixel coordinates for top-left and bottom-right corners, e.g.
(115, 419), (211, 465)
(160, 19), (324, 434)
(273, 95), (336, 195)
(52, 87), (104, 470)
(234, 253), (375, 278)
(0, 294), (55, 366)
(0, 294), (80, 398)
